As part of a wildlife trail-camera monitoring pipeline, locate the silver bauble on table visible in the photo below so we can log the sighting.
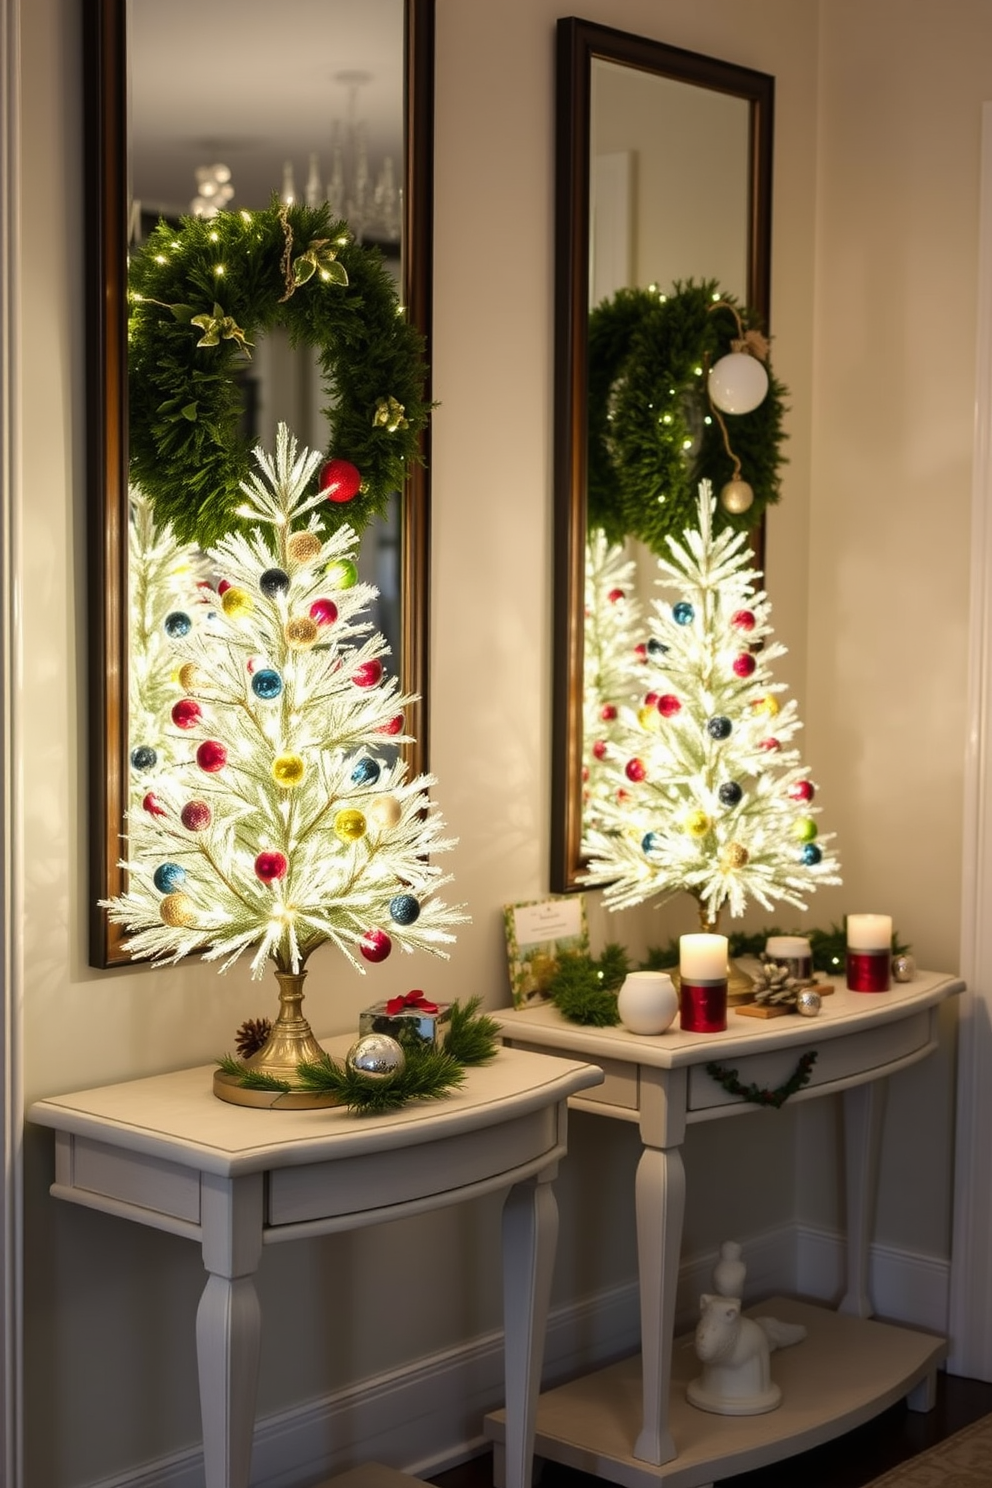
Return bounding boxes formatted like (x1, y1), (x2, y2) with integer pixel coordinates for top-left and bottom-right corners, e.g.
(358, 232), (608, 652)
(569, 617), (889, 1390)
(892, 954), (917, 983)
(795, 988), (822, 1017)
(346, 1032), (407, 1080)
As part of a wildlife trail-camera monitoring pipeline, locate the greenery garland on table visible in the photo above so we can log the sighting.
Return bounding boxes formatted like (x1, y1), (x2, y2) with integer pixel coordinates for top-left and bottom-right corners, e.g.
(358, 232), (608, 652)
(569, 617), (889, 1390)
(587, 279), (788, 554)
(128, 201), (430, 548)
(705, 1050), (818, 1109)
(544, 943), (630, 1026)
(217, 998), (500, 1116)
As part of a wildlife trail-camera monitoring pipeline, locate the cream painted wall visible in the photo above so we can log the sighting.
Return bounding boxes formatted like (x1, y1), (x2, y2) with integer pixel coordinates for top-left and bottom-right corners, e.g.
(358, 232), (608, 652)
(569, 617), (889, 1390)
(15, 0), (981, 1482)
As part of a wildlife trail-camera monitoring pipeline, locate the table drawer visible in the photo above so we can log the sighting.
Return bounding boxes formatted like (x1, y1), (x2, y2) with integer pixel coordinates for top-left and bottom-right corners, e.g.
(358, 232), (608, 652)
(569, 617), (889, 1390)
(687, 1010), (933, 1114)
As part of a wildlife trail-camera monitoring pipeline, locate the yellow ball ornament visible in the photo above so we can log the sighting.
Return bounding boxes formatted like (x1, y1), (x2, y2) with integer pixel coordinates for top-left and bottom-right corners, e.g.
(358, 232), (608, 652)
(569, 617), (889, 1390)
(637, 705), (662, 732)
(221, 586), (254, 620)
(160, 892), (197, 927)
(684, 809), (711, 838)
(368, 794), (402, 829)
(285, 616), (319, 649)
(286, 531), (323, 565)
(334, 808), (367, 843)
(792, 817), (818, 843)
(271, 753), (306, 788)
(752, 695), (780, 718)
(722, 841), (749, 868)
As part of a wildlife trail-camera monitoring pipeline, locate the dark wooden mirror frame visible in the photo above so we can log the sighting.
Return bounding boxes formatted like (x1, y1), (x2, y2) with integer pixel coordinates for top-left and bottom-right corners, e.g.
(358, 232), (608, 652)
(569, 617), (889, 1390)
(550, 16), (775, 893)
(84, 0), (435, 968)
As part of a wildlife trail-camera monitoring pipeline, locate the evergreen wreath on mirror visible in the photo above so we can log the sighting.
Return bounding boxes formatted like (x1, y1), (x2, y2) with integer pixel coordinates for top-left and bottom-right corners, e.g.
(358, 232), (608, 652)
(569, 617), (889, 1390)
(581, 482), (841, 933)
(127, 201), (430, 548)
(586, 279), (788, 554)
(102, 426), (468, 1108)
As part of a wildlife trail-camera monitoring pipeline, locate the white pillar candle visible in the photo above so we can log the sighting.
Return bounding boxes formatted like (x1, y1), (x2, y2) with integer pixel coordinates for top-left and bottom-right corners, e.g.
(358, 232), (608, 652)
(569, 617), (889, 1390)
(680, 933), (728, 981)
(847, 914), (892, 951)
(765, 936), (811, 960)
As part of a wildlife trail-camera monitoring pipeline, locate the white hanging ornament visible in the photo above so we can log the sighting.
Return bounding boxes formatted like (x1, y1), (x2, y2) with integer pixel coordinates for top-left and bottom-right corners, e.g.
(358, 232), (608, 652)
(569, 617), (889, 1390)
(719, 478), (754, 515)
(708, 352), (769, 415)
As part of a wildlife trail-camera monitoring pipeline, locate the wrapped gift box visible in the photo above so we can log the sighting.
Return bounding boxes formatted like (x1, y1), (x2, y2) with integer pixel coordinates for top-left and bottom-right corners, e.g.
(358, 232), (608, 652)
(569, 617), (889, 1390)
(359, 993), (452, 1049)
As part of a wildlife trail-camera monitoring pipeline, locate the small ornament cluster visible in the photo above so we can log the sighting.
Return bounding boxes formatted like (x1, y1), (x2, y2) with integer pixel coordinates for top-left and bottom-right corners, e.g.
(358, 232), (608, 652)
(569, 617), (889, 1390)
(750, 959), (822, 1017)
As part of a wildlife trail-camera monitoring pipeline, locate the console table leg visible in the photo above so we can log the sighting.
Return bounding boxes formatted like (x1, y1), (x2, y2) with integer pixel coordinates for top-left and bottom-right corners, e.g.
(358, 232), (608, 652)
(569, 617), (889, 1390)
(633, 1143), (684, 1466)
(502, 1173), (559, 1488)
(197, 1172), (265, 1488)
(839, 1080), (887, 1319)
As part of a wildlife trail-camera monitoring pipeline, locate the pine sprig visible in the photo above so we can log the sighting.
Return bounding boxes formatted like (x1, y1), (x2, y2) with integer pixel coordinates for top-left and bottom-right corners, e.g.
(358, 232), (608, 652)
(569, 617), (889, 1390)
(547, 944), (630, 1026)
(216, 1054), (291, 1092)
(444, 996), (500, 1065)
(295, 1044), (466, 1115)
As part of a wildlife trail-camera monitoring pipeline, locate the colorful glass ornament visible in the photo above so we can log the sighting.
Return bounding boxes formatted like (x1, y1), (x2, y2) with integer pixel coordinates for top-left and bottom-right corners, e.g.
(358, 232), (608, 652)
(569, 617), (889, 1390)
(359, 928), (392, 963)
(625, 758), (646, 783)
(271, 753), (306, 788)
(319, 458), (362, 503)
(389, 893), (421, 925)
(309, 597), (338, 626)
(196, 739), (228, 773)
(334, 808), (367, 842)
(684, 809), (711, 838)
(642, 832), (661, 855)
(368, 794), (402, 829)
(143, 792), (167, 817)
(789, 779), (815, 803)
(733, 653), (757, 678)
(351, 756), (381, 786)
(722, 842), (749, 868)
(164, 611), (192, 638)
(608, 587), (625, 604)
(731, 609), (756, 632)
(759, 737), (781, 752)
(178, 662), (202, 690)
(793, 817), (818, 843)
(643, 692), (659, 707)
(592, 740), (608, 761)
(752, 695), (780, 717)
(600, 703), (617, 722)
(658, 694), (682, 718)
(673, 602), (695, 626)
(801, 843), (822, 865)
(160, 892), (197, 928)
(718, 781), (743, 807)
(286, 530), (323, 565)
(171, 698), (202, 730)
(707, 716), (732, 740)
(221, 587), (254, 620)
(153, 862), (187, 894)
(259, 567), (290, 597)
(251, 669), (283, 700)
(352, 659), (384, 688)
(326, 557), (358, 590)
(180, 799), (211, 831)
(638, 706), (662, 731)
(378, 713), (404, 736)
(254, 850), (288, 882)
(130, 744), (157, 772)
(284, 616), (319, 648)
(647, 638), (668, 657)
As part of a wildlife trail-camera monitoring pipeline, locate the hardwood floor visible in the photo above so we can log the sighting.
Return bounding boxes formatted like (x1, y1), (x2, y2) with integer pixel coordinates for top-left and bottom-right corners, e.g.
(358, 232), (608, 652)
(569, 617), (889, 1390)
(428, 1371), (992, 1488)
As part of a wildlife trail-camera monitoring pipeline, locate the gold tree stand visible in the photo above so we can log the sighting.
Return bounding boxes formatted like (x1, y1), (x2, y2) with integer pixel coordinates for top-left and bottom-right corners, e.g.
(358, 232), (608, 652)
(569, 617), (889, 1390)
(214, 969), (344, 1109)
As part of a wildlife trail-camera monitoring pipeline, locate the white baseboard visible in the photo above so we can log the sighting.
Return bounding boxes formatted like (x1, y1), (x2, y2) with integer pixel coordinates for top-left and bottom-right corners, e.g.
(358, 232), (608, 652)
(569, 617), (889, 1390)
(85, 1224), (950, 1488)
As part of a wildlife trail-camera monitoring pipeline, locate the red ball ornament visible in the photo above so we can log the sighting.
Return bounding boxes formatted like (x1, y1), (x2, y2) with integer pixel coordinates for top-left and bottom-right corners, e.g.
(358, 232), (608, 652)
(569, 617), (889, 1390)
(731, 609), (756, 631)
(789, 779), (816, 803)
(180, 799), (212, 831)
(759, 737), (781, 753)
(592, 740), (608, 761)
(309, 598), (338, 626)
(171, 698), (202, 730)
(217, 579), (232, 596)
(143, 792), (167, 818)
(378, 713), (404, 736)
(634, 643), (647, 661)
(319, 458), (362, 503)
(625, 758), (646, 783)
(352, 659), (384, 688)
(643, 691), (659, 707)
(600, 703), (617, 722)
(196, 739), (228, 773)
(608, 587), (625, 604)
(360, 928), (392, 963)
(254, 851), (288, 883)
(733, 653), (757, 678)
(657, 694), (682, 718)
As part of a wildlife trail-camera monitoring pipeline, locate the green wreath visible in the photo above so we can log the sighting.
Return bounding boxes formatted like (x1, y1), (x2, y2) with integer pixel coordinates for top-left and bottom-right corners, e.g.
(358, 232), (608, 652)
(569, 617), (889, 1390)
(587, 280), (788, 553)
(127, 202), (430, 548)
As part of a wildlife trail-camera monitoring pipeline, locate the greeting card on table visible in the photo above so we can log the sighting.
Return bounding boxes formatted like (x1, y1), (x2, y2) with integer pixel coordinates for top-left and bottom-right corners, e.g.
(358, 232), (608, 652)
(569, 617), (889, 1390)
(504, 895), (589, 1008)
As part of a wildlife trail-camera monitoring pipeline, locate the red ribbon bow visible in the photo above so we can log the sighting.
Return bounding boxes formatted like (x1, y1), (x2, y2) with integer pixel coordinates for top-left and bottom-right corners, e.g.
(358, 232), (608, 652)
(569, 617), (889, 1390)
(385, 989), (439, 1016)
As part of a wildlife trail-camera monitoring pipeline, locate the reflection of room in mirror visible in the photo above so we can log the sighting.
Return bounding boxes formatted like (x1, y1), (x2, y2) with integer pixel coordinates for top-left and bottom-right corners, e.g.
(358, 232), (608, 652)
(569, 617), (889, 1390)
(590, 59), (750, 306)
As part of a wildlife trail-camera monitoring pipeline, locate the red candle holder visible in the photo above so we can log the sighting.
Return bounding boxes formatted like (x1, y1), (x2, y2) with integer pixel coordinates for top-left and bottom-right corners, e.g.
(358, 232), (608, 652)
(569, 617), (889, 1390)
(846, 949), (891, 993)
(679, 978), (728, 1033)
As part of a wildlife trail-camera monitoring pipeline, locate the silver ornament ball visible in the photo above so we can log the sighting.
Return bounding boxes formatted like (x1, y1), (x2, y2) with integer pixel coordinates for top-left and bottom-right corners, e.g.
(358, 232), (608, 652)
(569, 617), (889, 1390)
(346, 1033), (407, 1081)
(720, 478), (754, 515)
(795, 988), (822, 1018)
(892, 954), (917, 983)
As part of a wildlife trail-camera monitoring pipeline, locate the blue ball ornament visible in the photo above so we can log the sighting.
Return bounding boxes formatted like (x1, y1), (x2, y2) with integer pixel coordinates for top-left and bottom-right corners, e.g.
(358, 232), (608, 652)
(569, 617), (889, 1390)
(130, 744), (157, 771)
(351, 756), (382, 786)
(672, 602), (695, 626)
(718, 781), (743, 806)
(153, 862), (187, 894)
(164, 611), (192, 638)
(259, 567), (290, 597)
(707, 716), (733, 740)
(251, 668), (283, 700)
(801, 843), (822, 865)
(389, 893), (421, 925)
(641, 831), (662, 855)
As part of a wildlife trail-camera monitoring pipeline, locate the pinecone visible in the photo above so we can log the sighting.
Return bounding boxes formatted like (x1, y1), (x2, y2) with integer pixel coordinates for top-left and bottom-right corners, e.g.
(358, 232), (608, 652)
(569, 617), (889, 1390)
(235, 1016), (272, 1059)
(751, 958), (802, 1007)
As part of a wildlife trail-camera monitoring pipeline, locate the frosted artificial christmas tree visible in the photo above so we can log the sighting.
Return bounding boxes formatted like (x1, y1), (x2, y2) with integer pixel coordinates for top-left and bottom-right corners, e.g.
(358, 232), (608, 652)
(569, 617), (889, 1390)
(104, 426), (466, 1103)
(581, 482), (840, 935)
(582, 530), (645, 834)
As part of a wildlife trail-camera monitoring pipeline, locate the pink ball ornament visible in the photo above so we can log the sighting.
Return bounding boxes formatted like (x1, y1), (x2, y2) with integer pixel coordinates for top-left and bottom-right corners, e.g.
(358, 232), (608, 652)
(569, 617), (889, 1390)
(319, 458), (362, 503)
(196, 739), (228, 773)
(171, 698), (202, 730)
(352, 659), (384, 688)
(360, 928), (392, 963)
(255, 851), (288, 882)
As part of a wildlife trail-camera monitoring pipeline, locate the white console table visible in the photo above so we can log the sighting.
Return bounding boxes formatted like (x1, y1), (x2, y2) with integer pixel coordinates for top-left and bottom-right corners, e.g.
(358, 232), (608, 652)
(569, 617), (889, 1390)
(485, 969), (963, 1488)
(29, 1039), (603, 1488)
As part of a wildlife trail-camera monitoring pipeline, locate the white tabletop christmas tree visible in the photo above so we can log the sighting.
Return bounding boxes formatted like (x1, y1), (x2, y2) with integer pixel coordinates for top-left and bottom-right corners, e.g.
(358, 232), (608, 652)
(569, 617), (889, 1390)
(104, 426), (466, 1100)
(581, 482), (840, 933)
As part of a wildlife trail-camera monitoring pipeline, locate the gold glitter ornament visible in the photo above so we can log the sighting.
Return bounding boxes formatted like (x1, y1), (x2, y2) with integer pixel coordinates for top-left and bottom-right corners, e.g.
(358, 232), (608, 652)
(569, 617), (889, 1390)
(368, 794), (402, 829)
(221, 586), (255, 620)
(287, 531), (323, 565)
(334, 808), (367, 842)
(720, 478), (754, 515)
(160, 892), (197, 927)
(684, 809), (711, 838)
(722, 842), (749, 868)
(284, 616), (319, 649)
(178, 662), (203, 691)
(271, 753), (306, 788)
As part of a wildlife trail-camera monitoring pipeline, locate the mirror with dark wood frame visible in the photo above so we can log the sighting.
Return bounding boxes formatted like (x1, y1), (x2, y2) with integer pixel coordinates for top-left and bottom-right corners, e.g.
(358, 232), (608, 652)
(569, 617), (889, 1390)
(550, 17), (774, 893)
(84, 0), (435, 967)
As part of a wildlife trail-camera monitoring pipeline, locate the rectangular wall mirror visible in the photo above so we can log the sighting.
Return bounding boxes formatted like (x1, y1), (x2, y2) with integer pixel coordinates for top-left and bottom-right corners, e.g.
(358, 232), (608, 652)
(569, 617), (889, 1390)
(84, 0), (435, 967)
(550, 17), (774, 892)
